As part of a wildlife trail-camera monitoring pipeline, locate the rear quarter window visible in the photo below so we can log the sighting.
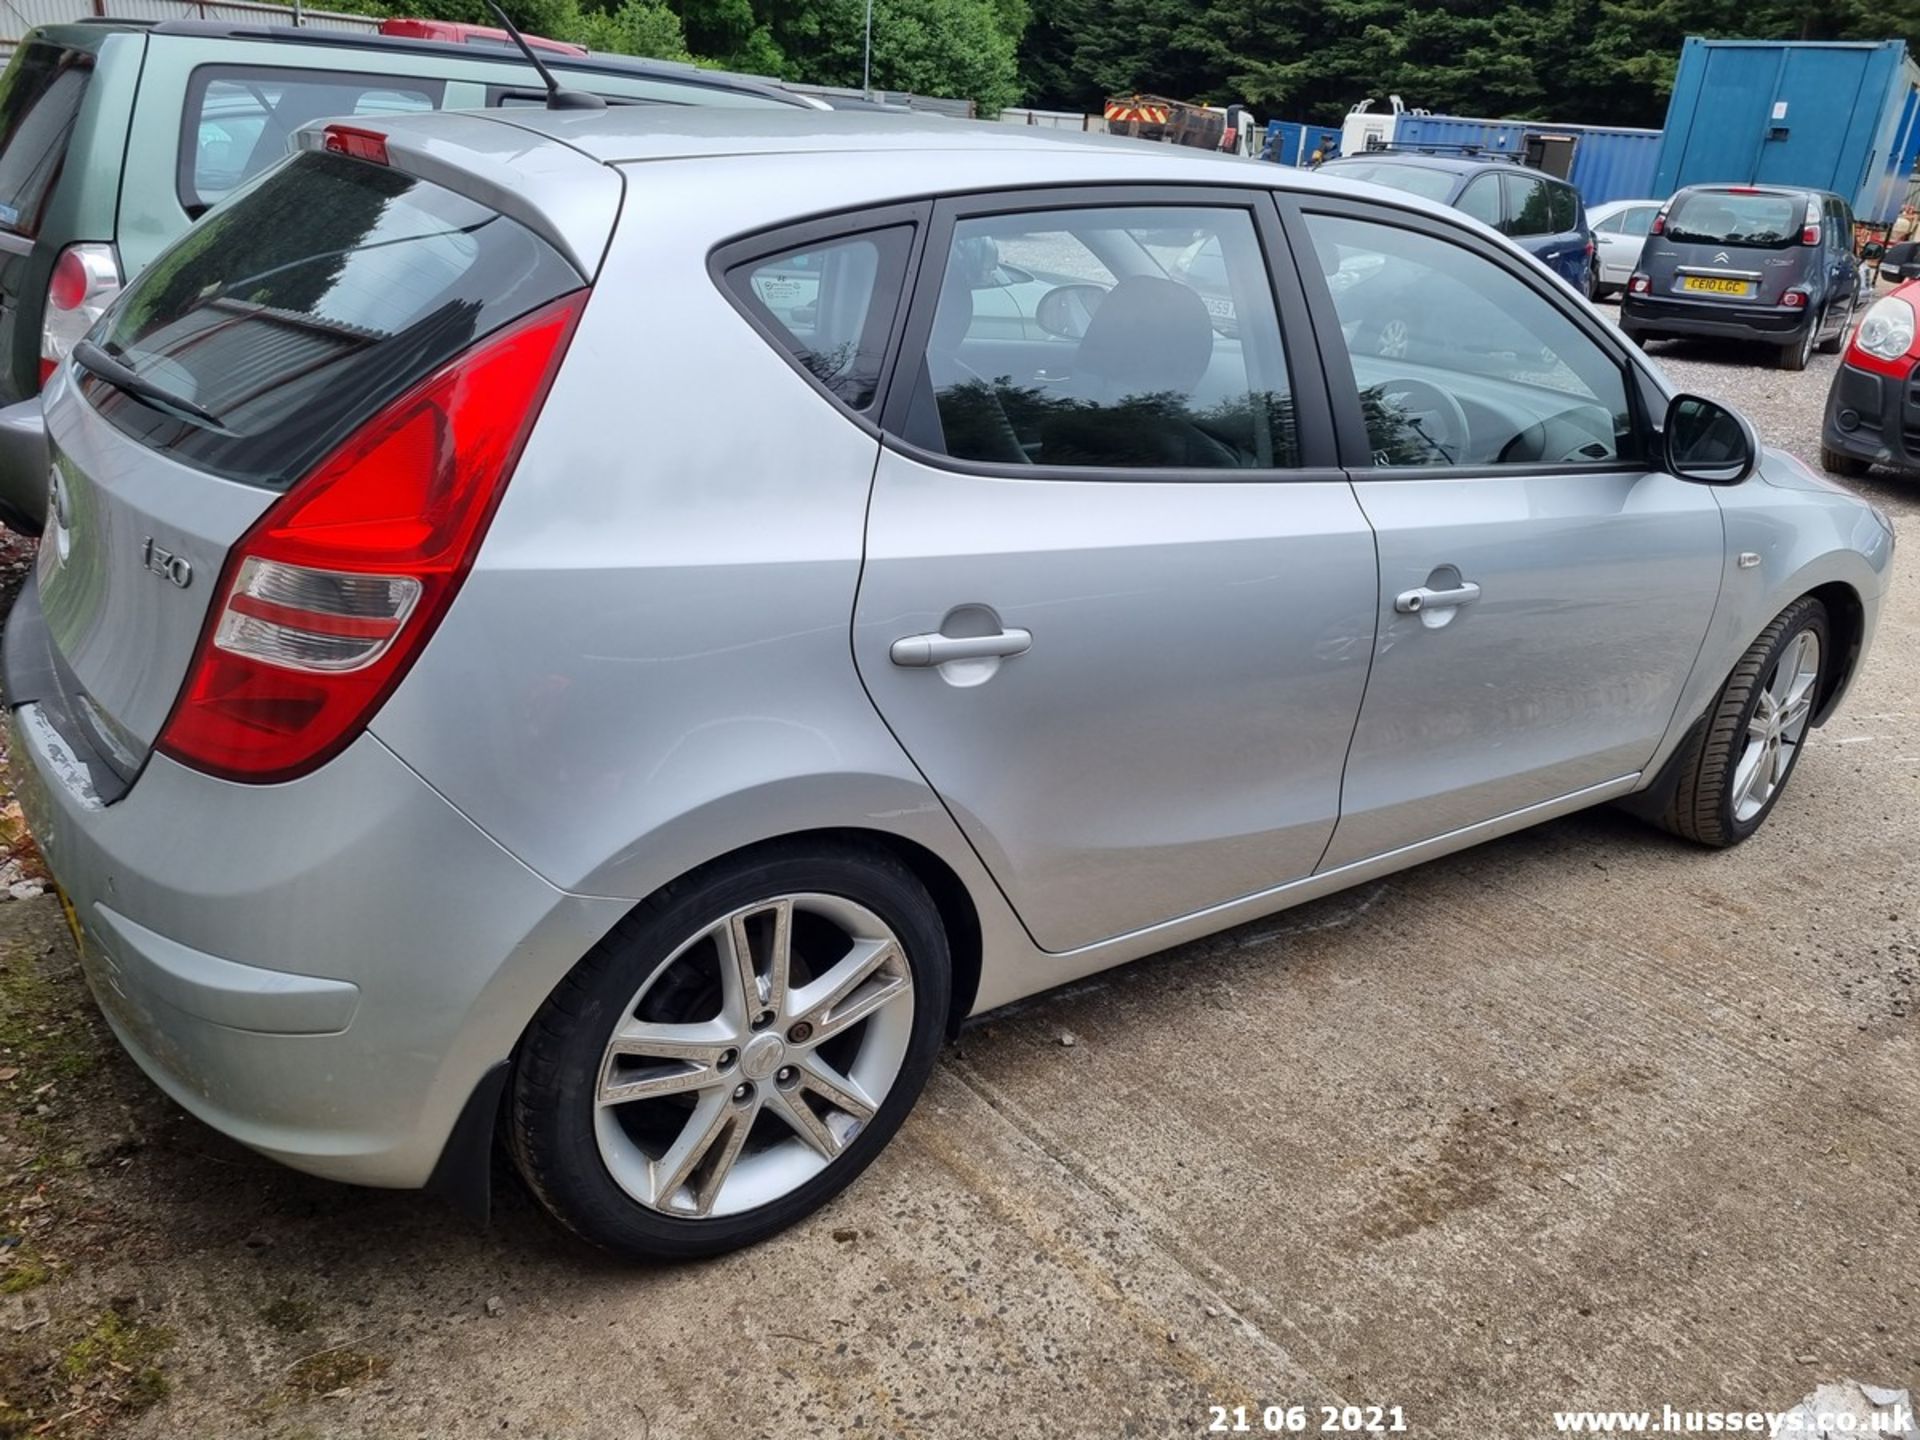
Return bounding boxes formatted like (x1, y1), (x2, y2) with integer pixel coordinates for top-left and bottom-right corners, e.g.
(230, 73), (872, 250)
(0, 42), (93, 238)
(84, 149), (581, 490)
(1548, 183), (1577, 232)
(179, 66), (442, 216)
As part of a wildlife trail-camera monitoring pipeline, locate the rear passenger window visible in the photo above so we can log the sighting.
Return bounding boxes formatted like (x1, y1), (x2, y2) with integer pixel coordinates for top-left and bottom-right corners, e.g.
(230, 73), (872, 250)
(180, 67), (443, 215)
(1548, 183), (1577, 232)
(903, 205), (1297, 470)
(1501, 174), (1552, 237)
(724, 228), (913, 411)
(0, 42), (92, 237)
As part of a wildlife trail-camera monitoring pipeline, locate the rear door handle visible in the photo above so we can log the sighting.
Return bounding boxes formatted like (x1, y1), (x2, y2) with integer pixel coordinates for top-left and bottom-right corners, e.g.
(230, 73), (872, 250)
(1395, 581), (1481, 614)
(890, 628), (1033, 667)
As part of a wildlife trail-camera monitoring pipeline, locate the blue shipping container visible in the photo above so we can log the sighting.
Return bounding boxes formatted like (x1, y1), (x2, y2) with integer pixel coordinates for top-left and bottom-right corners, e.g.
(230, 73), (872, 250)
(1389, 114), (1663, 208)
(1652, 37), (1920, 224)
(1262, 119), (1342, 166)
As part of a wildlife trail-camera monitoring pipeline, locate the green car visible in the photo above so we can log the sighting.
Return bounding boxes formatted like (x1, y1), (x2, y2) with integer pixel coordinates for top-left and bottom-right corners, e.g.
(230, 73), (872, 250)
(0, 19), (811, 532)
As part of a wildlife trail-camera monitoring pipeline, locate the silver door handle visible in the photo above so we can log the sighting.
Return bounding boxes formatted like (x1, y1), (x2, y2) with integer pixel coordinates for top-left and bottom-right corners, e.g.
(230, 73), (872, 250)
(1395, 582), (1481, 614)
(890, 628), (1033, 667)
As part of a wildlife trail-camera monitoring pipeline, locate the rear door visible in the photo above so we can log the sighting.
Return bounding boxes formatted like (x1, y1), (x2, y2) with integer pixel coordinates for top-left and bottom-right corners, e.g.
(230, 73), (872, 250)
(1288, 196), (1723, 868)
(1502, 172), (1584, 286)
(16, 147), (583, 798)
(855, 186), (1378, 953)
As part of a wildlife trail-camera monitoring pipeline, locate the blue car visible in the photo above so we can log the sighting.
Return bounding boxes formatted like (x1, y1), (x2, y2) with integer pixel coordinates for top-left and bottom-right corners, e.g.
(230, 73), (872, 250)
(1317, 149), (1595, 293)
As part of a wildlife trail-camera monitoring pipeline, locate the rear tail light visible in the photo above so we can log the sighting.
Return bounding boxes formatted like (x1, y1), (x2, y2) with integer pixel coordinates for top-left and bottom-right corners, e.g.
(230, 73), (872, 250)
(1628, 273), (1650, 294)
(1650, 212), (1666, 236)
(1584, 239), (1595, 257)
(1802, 199), (1821, 246)
(321, 124), (390, 166)
(1802, 225), (1821, 245)
(1782, 289), (1808, 309)
(157, 290), (586, 783)
(40, 243), (121, 387)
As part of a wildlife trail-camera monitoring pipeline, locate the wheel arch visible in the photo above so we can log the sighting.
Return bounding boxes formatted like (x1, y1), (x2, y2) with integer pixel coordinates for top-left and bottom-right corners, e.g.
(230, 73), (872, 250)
(1805, 579), (1865, 726)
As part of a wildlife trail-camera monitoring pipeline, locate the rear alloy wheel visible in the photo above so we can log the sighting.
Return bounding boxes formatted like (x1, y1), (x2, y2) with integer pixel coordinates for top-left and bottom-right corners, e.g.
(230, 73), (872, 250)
(1818, 296), (1855, 355)
(1655, 596), (1828, 847)
(1778, 312), (1819, 371)
(509, 844), (949, 1258)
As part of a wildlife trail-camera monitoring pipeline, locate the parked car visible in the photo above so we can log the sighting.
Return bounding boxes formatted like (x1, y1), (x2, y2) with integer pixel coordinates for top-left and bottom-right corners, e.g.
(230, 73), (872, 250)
(1587, 197), (1661, 299)
(1314, 149), (1594, 292)
(0, 19), (811, 533)
(1821, 277), (1920, 476)
(5, 110), (1892, 1260)
(375, 17), (588, 55)
(1618, 184), (1861, 371)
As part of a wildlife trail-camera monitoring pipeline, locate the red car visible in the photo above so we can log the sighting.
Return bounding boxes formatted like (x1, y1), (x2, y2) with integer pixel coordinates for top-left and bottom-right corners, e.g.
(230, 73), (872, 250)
(377, 17), (587, 56)
(1823, 276), (1920, 476)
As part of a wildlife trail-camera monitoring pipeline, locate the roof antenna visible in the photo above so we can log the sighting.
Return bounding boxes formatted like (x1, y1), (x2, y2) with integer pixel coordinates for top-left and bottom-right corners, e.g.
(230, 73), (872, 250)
(480, 0), (605, 110)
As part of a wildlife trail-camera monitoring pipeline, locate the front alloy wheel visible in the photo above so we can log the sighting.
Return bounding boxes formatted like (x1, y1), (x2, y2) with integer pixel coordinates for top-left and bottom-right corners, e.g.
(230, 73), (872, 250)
(510, 843), (949, 1258)
(1654, 596), (1828, 847)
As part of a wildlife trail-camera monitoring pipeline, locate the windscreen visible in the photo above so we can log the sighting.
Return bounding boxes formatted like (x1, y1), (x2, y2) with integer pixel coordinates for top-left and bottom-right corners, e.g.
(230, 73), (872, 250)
(1664, 191), (1801, 248)
(0, 42), (93, 237)
(1319, 161), (1457, 204)
(81, 150), (582, 490)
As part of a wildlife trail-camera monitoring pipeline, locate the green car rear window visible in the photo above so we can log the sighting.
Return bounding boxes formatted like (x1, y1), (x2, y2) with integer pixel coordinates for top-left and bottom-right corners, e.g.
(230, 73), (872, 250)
(0, 42), (93, 238)
(81, 150), (582, 491)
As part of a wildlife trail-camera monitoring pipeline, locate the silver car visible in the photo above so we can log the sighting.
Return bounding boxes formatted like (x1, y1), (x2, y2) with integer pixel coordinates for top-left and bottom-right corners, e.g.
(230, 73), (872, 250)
(3, 109), (1895, 1259)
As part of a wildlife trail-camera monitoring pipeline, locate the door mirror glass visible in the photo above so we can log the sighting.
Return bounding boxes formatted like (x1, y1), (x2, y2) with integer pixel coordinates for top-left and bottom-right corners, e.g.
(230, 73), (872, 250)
(1664, 394), (1757, 483)
(1035, 282), (1108, 340)
(1862, 240), (1887, 261)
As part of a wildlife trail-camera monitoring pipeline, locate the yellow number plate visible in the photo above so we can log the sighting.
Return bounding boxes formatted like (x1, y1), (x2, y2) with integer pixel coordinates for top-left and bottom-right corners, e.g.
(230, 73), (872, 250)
(1680, 275), (1754, 296)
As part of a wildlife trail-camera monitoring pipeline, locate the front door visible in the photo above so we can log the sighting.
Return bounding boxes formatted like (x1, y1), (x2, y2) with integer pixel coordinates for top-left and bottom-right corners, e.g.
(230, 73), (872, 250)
(1290, 202), (1725, 869)
(855, 190), (1378, 953)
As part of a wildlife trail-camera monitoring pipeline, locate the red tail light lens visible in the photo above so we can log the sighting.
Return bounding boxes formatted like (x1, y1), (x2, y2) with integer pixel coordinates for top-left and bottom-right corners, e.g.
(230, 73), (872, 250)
(1802, 225), (1821, 245)
(41, 242), (122, 387)
(157, 290), (585, 782)
(1650, 213), (1665, 236)
(1628, 273), (1650, 294)
(321, 125), (390, 166)
(1782, 289), (1808, 309)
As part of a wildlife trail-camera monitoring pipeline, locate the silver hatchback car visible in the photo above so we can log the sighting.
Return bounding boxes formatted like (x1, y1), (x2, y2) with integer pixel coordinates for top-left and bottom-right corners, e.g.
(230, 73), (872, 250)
(3, 109), (1895, 1259)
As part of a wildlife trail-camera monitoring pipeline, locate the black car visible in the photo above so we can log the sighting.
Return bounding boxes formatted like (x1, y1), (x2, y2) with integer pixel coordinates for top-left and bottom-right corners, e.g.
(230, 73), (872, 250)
(1619, 184), (1861, 371)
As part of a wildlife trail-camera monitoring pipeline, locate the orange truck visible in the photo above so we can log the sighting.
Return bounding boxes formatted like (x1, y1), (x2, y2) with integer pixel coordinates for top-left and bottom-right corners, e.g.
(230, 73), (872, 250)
(1103, 95), (1259, 157)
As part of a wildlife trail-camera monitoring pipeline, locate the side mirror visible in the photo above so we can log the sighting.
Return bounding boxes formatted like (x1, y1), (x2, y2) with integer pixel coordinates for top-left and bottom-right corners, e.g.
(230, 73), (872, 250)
(1035, 283), (1108, 341)
(1663, 393), (1758, 484)
(1862, 240), (1887, 261)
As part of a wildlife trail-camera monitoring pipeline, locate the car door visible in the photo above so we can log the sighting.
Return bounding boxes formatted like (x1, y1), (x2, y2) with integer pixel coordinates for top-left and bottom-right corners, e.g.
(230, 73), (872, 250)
(1825, 198), (1861, 321)
(855, 188), (1379, 953)
(1596, 204), (1657, 285)
(1284, 196), (1725, 869)
(1504, 172), (1585, 287)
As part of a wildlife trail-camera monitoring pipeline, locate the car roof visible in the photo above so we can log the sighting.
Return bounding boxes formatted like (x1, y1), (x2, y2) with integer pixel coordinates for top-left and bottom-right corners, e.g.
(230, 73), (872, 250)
(41, 18), (810, 106)
(1674, 182), (1828, 201)
(1321, 152), (1547, 179)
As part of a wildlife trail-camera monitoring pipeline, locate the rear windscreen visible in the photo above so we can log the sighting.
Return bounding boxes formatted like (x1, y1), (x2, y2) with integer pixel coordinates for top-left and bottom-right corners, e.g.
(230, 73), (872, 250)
(82, 149), (582, 490)
(0, 42), (92, 238)
(1319, 161), (1457, 204)
(1665, 192), (1800, 248)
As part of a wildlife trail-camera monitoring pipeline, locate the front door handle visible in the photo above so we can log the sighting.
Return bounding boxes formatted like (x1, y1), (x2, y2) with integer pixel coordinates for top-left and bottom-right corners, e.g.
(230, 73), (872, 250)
(1395, 581), (1481, 614)
(890, 628), (1033, 667)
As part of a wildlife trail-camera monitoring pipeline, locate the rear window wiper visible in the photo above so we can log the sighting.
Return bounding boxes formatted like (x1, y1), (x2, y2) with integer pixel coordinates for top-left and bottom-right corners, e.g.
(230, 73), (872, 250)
(73, 340), (228, 432)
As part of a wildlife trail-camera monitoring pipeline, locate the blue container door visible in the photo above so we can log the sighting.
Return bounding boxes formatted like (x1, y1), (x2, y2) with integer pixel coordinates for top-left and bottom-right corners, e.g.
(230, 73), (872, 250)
(1754, 47), (1876, 190)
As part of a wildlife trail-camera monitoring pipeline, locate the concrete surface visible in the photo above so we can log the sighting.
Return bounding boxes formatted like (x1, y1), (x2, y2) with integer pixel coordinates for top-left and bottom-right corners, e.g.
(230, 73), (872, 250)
(1, 335), (1914, 1440)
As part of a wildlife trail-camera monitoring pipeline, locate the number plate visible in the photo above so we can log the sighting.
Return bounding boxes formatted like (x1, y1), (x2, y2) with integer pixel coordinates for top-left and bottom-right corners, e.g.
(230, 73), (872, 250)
(1680, 275), (1755, 297)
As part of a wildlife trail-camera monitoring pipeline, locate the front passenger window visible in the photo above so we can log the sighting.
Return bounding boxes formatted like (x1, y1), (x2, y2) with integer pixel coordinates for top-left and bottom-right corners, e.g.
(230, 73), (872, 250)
(907, 205), (1299, 470)
(1304, 212), (1637, 469)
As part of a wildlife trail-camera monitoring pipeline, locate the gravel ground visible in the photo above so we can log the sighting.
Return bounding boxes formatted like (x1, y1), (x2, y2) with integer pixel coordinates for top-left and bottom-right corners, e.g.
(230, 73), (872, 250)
(0, 313), (1913, 1440)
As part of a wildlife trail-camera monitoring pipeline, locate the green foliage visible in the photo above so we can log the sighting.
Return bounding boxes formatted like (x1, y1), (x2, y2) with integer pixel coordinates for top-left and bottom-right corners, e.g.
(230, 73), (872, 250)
(572, 0), (693, 61)
(1019, 0), (1920, 127)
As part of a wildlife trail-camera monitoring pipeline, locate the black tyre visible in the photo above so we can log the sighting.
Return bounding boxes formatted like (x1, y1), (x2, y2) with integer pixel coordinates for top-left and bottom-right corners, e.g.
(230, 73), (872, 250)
(1656, 596), (1829, 848)
(509, 840), (950, 1259)
(1818, 296), (1854, 355)
(1819, 444), (1871, 478)
(1778, 314), (1817, 371)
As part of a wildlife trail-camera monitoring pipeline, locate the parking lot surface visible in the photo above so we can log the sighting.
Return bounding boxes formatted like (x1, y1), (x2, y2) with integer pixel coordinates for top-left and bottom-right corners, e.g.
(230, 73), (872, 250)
(0, 334), (1913, 1440)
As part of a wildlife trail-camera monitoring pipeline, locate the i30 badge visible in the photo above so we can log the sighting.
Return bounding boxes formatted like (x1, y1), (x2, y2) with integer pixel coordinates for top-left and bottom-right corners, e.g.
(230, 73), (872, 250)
(141, 536), (192, 589)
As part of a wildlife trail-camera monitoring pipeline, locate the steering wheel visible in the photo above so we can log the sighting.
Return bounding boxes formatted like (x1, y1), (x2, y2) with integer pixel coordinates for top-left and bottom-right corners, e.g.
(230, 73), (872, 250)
(1371, 376), (1470, 465)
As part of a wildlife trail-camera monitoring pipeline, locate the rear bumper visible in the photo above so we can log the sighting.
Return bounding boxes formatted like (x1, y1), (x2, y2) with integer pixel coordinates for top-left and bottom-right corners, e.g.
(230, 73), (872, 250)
(0, 398), (47, 535)
(1620, 293), (1810, 343)
(1822, 359), (1920, 472)
(4, 609), (626, 1186)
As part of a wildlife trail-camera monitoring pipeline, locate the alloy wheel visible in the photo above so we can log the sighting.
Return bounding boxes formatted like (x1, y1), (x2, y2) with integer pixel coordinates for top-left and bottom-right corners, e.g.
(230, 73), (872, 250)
(1731, 629), (1820, 823)
(592, 893), (915, 1219)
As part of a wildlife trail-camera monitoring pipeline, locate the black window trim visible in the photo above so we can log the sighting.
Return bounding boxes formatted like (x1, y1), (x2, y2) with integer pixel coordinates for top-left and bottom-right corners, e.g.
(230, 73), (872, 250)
(707, 201), (932, 432)
(873, 181), (1346, 485)
(175, 62), (447, 219)
(1276, 190), (1663, 481)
